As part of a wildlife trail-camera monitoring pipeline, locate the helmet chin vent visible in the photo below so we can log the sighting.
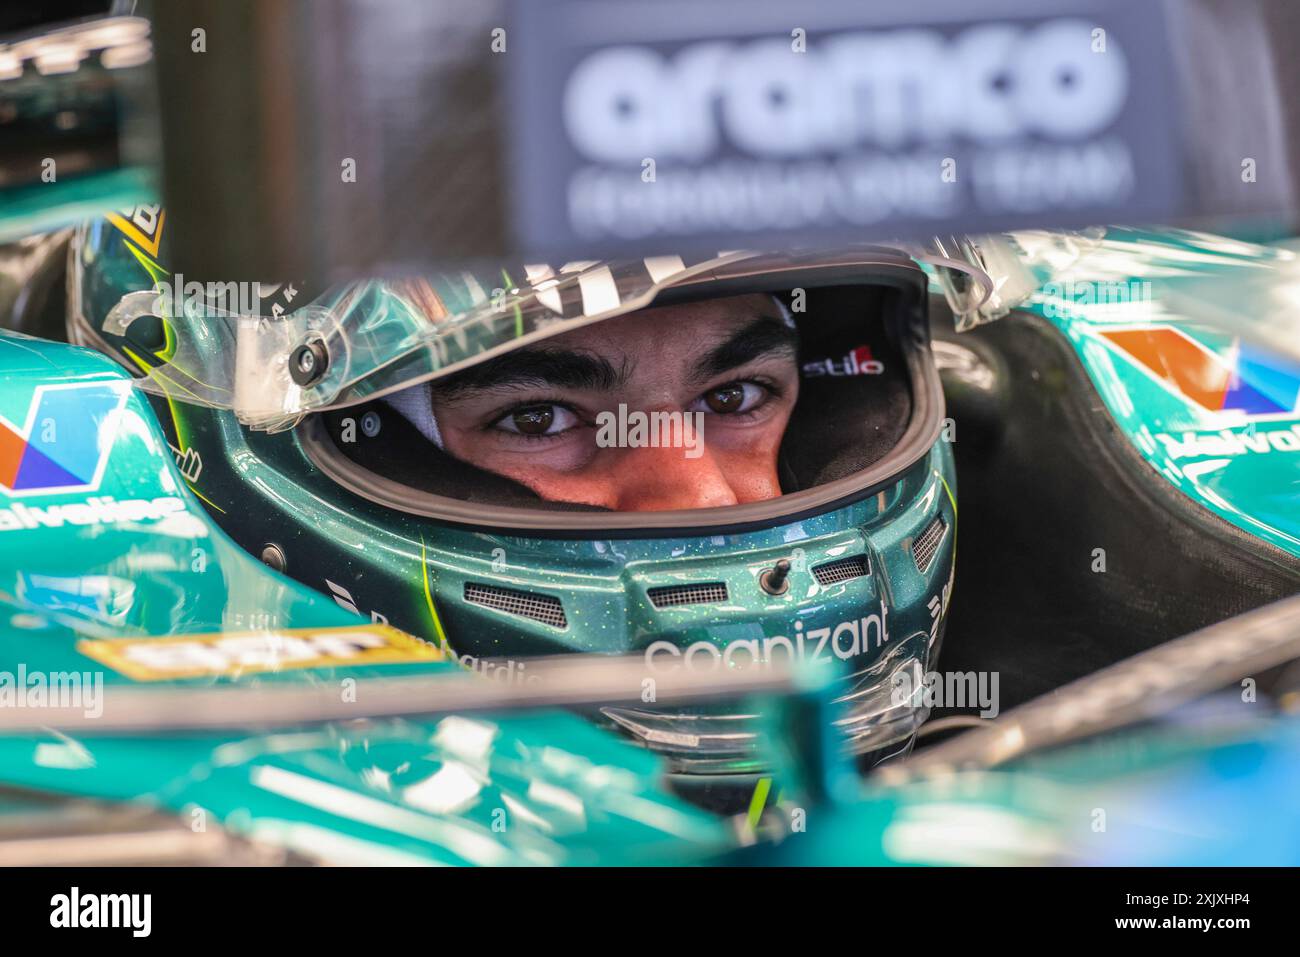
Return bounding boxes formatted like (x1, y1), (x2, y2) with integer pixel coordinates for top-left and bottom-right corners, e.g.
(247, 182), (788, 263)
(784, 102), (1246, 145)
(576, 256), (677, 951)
(464, 583), (568, 629)
(647, 582), (729, 609)
(812, 555), (870, 586)
(912, 514), (949, 573)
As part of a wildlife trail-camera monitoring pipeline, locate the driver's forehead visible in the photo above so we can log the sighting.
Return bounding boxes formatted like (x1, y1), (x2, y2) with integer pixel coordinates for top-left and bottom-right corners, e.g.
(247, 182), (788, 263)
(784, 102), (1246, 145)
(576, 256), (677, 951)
(546, 292), (777, 353)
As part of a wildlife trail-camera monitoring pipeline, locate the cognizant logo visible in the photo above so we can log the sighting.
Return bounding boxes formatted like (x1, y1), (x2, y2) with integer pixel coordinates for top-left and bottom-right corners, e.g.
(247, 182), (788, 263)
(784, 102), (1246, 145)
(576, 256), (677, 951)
(645, 606), (890, 672)
(0, 382), (129, 497)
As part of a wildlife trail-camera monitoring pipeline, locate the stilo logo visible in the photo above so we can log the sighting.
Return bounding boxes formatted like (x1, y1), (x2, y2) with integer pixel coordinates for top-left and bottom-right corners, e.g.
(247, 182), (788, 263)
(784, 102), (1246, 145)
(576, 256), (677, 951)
(0, 382), (129, 497)
(802, 344), (884, 378)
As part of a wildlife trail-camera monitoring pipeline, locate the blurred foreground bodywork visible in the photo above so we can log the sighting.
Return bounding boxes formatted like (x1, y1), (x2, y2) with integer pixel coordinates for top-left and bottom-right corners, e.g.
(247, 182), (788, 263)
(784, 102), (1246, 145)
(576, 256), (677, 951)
(2, 5), (1300, 868)
(0, 330), (742, 864)
(0, 324), (1293, 867)
(5, 230), (1300, 863)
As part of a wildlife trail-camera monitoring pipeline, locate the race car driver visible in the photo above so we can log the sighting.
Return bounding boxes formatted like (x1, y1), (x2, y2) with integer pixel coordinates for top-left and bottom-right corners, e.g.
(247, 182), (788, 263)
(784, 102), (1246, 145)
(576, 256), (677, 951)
(386, 291), (801, 511)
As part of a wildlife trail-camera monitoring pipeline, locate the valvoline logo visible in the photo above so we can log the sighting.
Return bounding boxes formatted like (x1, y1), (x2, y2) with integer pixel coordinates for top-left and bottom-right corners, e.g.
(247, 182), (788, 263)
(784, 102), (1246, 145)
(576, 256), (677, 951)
(0, 382), (129, 497)
(802, 345), (884, 377)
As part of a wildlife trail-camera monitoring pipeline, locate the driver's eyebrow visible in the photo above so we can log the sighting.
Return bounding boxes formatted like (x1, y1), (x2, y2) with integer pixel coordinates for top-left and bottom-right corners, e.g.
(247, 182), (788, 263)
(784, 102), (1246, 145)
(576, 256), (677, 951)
(429, 346), (627, 400)
(690, 317), (799, 383)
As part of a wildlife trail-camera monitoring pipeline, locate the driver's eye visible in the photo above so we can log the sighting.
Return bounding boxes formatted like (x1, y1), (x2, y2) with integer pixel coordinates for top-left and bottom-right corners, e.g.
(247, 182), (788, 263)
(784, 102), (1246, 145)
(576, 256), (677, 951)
(495, 404), (577, 436)
(511, 407), (553, 434)
(700, 382), (764, 414)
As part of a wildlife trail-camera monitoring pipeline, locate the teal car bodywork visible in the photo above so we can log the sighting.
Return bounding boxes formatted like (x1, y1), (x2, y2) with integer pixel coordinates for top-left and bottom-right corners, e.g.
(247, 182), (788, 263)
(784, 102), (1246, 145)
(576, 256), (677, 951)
(68, 210), (959, 771)
(0, 331), (733, 864)
(734, 711), (1300, 866)
(0, 225), (1297, 866)
(1021, 228), (1300, 559)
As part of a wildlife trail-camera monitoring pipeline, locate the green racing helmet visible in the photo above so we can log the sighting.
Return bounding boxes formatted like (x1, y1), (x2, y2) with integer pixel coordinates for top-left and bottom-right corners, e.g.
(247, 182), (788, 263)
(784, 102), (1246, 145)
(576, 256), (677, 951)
(67, 205), (963, 775)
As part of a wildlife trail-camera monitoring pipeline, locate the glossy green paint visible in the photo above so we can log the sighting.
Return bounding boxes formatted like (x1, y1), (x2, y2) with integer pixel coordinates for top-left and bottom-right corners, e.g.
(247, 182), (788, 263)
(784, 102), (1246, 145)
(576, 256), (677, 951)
(72, 209), (958, 767)
(235, 423), (956, 670)
(0, 331), (732, 864)
(0, 168), (154, 245)
(1017, 228), (1300, 559)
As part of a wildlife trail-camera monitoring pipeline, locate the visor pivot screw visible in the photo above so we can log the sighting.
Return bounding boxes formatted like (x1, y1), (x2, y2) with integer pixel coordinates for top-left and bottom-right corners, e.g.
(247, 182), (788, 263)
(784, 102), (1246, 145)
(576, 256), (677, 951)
(760, 559), (792, 596)
(124, 313), (167, 354)
(260, 543), (287, 572)
(290, 339), (328, 386)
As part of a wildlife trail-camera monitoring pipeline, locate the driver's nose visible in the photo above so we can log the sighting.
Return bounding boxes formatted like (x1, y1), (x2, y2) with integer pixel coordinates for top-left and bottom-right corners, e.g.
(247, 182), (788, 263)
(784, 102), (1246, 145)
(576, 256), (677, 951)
(610, 440), (738, 511)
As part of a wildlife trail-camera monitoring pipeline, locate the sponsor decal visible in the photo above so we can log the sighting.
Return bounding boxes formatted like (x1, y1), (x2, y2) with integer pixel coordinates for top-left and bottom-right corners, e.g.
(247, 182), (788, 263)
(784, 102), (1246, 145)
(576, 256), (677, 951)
(168, 442), (202, 482)
(1156, 423), (1300, 461)
(324, 578), (389, 624)
(0, 495), (187, 533)
(77, 624), (443, 681)
(0, 382), (129, 496)
(517, 10), (1169, 246)
(326, 578), (361, 614)
(646, 605), (890, 672)
(802, 344), (883, 377)
(257, 281), (304, 318)
(106, 203), (165, 258)
(1101, 326), (1300, 416)
(439, 644), (542, 685)
(563, 24), (1128, 165)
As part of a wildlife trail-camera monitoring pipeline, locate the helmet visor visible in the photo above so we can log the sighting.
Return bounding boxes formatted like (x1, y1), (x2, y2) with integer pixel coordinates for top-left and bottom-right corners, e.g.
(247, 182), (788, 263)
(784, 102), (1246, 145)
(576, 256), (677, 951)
(121, 254), (754, 432)
(300, 250), (944, 530)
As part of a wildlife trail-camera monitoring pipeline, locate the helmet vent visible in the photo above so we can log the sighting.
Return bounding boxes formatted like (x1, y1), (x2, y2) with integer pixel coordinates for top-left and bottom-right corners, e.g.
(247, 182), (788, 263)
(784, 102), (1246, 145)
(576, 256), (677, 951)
(647, 582), (729, 608)
(812, 554), (870, 586)
(912, 514), (948, 573)
(464, 583), (568, 629)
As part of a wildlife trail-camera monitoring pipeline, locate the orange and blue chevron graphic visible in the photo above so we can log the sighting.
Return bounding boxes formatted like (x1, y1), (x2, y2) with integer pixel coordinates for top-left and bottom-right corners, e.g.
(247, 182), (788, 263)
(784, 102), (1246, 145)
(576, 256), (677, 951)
(1101, 327), (1300, 416)
(0, 383), (128, 496)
